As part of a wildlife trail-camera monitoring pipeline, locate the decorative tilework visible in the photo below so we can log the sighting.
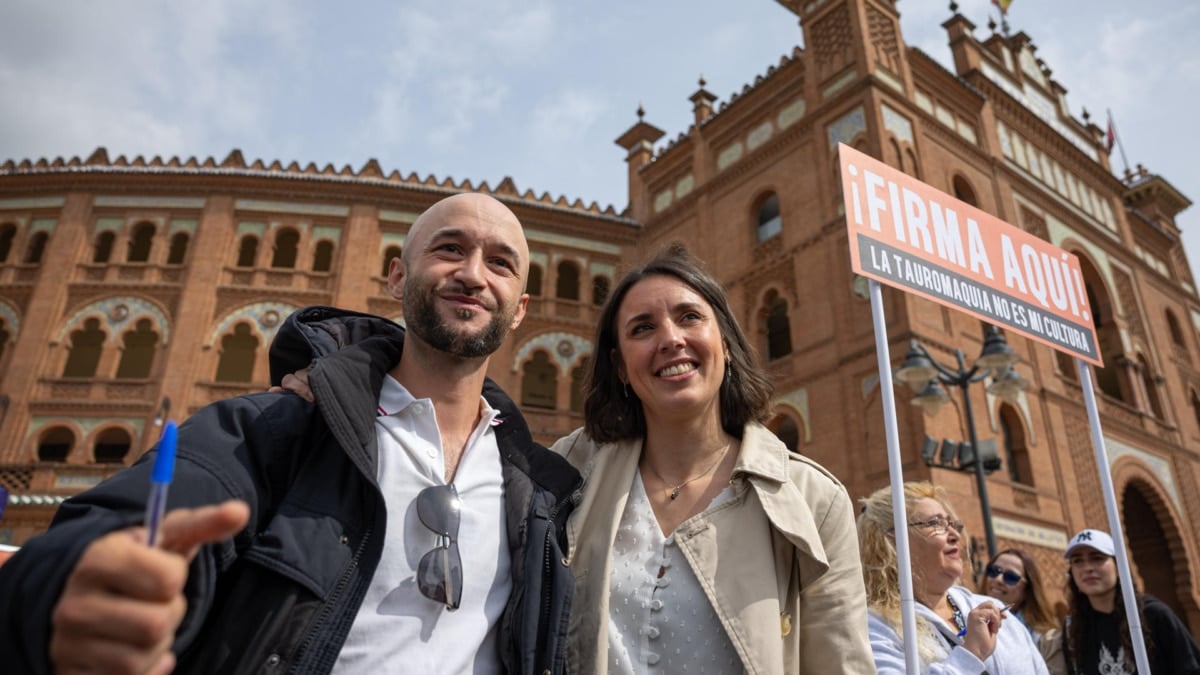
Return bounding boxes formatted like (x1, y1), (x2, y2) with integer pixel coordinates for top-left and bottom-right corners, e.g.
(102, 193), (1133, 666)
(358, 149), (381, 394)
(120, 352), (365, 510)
(312, 225), (342, 244)
(654, 189), (673, 214)
(235, 199), (349, 217)
(94, 196), (205, 209)
(675, 174), (695, 199)
(716, 142), (744, 172)
(95, 218), (124, 233)
(0, 196), (65, 211)
(777, 99), (806, 129)
(207, 301), (300, 347)
(881, 104), (913, 144)
(747, 121), (774, 151)
(772, 388), (812, 443)
(236, 221), (266, 237)
(58, 297), (171, 345)
(0, 299), (19, 335)
(512, 332), (593, 376)
(525, 228), (621, 256)
(827, 106), (866, 150)
(1105, 436), (1181, 512)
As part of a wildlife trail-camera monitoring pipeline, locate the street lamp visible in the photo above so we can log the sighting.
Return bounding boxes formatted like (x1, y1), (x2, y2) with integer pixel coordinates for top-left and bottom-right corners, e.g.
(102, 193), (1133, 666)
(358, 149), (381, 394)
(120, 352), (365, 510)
(895, 326), (1028, 559)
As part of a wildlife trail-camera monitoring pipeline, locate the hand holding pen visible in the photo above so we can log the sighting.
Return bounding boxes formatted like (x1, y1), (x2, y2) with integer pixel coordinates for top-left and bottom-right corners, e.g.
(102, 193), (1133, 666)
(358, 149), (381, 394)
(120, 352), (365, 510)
(956, 602), (1013, 638)
(49, 420), (251, 675)
(955, 601), (1010, 663)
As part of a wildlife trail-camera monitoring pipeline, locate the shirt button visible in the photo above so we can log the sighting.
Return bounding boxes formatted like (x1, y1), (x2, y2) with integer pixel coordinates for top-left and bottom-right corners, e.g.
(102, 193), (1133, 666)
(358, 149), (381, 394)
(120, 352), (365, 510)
(427, 449), (437, 458)
(646, 653), (661, 665)
(266, 654), (281, 667)
(339, 535), (349, 546)
(647, 626), (660, 639)
(655, 577), (670, 588)
(651, 599), (664, 611)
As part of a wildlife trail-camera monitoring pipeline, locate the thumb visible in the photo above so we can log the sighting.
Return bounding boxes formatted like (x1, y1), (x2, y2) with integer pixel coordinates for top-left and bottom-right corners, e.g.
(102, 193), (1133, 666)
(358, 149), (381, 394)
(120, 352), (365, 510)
(158, 500), (250, 560)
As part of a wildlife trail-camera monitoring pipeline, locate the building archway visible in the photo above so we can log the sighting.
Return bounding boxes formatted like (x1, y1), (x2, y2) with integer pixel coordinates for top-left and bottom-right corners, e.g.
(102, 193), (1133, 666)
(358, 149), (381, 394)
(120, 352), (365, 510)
(1114, 467), (1200, 637)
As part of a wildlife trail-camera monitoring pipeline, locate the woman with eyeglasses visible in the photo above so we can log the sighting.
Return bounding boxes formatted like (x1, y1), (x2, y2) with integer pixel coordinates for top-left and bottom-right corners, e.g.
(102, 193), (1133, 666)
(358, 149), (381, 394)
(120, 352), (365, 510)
(554, 245), (875, 674)
(979, 548), (1059, 647)
(858, 482), (1049, 674)
(1052, 528), (1200, 675)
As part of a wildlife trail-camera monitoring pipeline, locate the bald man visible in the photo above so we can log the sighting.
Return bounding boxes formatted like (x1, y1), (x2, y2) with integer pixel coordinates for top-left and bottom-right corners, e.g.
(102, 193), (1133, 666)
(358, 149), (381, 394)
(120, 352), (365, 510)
(0, 193), (580, 675)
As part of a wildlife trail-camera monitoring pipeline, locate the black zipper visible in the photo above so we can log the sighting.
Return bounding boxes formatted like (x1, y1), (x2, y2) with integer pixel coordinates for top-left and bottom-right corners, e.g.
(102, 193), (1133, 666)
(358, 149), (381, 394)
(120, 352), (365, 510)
(292, 525), (372, 673)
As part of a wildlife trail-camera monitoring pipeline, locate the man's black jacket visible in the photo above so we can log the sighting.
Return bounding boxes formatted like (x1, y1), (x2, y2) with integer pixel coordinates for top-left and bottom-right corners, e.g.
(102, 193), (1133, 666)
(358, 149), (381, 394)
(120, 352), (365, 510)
(0, 307), (580, 674)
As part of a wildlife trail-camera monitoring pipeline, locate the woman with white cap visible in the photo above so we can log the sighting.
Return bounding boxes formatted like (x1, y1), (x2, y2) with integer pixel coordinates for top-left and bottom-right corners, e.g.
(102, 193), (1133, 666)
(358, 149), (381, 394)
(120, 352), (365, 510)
(1057, 528), (1200, 674)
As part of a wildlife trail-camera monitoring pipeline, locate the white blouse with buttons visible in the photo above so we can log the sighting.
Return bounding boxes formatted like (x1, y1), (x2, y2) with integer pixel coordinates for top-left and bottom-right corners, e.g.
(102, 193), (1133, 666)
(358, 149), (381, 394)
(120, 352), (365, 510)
(606, 471), (741, 674)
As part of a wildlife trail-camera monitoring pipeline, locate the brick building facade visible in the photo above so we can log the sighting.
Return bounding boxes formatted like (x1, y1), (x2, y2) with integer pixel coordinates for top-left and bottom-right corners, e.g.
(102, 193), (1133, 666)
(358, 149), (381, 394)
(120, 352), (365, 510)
(1, 0), (1197, 636)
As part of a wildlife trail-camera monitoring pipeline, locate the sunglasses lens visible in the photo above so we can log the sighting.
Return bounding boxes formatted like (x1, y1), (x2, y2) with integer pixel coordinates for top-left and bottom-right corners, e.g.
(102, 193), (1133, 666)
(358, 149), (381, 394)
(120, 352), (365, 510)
(1004, 571), (1022, 586)
(417, 485), (461, 537)
(418, 541), (463, 609)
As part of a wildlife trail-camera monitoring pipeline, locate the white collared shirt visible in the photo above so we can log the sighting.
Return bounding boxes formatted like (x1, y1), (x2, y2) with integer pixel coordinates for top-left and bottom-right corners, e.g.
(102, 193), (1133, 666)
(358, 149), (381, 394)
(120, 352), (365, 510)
(331, 375), (511, 674)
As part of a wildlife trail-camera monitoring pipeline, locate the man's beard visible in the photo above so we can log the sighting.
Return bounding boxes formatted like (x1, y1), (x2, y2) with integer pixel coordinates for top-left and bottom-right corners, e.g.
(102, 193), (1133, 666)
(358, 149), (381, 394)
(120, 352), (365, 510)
(404, 278), (512, 358)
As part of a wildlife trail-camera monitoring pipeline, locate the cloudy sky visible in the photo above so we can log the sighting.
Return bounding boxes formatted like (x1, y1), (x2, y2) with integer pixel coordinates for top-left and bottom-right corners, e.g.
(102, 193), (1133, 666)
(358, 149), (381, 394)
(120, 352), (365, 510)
(2, 0), (1197, 273)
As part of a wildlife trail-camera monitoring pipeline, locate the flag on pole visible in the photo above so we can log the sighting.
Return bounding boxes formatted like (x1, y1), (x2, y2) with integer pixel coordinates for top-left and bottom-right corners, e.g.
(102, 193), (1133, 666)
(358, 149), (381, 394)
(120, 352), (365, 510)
(1105, 113), (1117, 155)
(993, 0), (1013, 14)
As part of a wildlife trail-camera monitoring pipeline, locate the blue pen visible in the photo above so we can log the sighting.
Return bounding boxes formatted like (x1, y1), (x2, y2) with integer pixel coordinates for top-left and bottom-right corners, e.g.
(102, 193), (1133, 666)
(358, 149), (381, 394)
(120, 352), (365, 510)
(144, 421), (178, 547)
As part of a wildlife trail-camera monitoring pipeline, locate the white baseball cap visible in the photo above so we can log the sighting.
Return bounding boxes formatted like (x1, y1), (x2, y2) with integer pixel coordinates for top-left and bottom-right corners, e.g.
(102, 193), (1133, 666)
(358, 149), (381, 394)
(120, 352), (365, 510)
(1064, 529), (1115, 558)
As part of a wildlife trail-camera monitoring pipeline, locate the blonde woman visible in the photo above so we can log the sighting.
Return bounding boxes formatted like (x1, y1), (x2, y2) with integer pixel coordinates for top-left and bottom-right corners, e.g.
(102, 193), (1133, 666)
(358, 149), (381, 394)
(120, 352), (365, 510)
(858, 482), (1048, 674)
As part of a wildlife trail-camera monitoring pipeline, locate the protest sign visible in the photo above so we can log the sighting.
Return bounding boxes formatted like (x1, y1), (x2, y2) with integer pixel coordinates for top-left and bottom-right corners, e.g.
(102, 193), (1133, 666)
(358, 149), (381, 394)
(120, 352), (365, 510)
(840, 143), (1101, 366)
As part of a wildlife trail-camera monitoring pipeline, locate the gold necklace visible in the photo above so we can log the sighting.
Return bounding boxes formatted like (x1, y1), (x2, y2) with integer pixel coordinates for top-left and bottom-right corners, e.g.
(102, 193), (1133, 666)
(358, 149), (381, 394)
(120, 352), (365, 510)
(647, 445), (729, 501)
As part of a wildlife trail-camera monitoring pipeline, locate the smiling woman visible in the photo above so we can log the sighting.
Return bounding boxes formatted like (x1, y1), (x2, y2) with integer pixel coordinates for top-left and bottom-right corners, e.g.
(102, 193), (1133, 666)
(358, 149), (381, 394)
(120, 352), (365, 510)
(858, 481), (1050, 674)
(553, 244), (875, 673)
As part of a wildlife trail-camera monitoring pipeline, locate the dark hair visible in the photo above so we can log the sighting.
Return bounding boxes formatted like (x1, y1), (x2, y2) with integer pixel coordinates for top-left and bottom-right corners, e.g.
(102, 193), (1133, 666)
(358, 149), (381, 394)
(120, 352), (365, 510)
(1064, 563), (1154, 670)
(979, 548), (1057, 634)
(583, 243), (773, 443)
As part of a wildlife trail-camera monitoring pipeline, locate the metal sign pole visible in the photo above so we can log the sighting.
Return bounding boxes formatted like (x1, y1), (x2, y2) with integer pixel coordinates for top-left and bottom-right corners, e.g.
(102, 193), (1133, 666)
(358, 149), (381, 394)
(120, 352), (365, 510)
(869, 279), (919, 674)
(1076, 359), (1151, 673)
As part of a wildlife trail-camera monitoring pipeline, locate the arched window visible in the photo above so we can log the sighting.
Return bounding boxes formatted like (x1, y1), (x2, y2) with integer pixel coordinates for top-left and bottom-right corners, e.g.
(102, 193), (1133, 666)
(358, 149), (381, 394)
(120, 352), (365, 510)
(1166, 310), (1187, 351)
(236, 235), (259, 268)
(127, 222), (155, 262)
(756, 193), (782, 242)
(0, 223), (15, 263)
(93, 427), (132, 464)
(952, 175), (978, 207)
(556, 261), (580, 300)
(1056, 350), (1077, 382)
(167, 232), (189, 265)
(38, 426), (74, 462)
(1080, 258), (1128, 402)
(312, 240), (335, 272)
(592, 276), (609, 306)
(999, 404), (1032, 484)
(115, 318), (158, 379)
(271, 228), (300, 268)
(521, 351), (557, 409)
(93, 231), (116, 263)
(23, 231), (48, 264)
(381, 245), (402, 277)
(527, 264), (544, 296)
(63, 318), (106, 378)
(765, 293), (792, 360)
(772, 415), (801, 453)
(1138, 354), (1164, 418)
(569, 357), (589, 413)
(215, 322), (259, 383)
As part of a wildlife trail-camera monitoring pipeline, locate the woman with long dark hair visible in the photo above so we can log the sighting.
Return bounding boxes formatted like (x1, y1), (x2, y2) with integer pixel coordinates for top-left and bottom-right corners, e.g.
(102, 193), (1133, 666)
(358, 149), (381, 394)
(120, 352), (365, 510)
(1058, 529), (1200, 674)
(555, 244), (875, 673)
(978, 548), (1058, 645)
